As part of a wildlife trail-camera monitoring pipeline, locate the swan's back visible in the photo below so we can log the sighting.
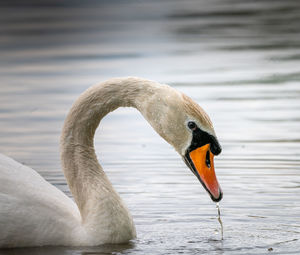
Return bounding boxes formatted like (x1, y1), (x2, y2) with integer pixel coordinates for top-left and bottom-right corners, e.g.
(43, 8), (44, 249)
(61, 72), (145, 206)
(0, 153), (82, 247)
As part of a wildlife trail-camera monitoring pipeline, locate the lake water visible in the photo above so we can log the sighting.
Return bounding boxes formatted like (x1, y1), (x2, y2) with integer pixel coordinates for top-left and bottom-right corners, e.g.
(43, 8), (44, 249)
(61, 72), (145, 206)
(0, 0), (300, 254)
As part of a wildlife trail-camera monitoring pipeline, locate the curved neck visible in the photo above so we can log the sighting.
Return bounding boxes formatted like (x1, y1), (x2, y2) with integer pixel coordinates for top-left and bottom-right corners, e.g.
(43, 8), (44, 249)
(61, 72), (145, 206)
(60, 77), (162, 240)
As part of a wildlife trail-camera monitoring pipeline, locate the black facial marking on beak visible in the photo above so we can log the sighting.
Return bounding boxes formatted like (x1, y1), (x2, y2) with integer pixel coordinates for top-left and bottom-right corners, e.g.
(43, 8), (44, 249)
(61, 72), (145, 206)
(186, 126), (221, 156)
(210, 135), (222, 155)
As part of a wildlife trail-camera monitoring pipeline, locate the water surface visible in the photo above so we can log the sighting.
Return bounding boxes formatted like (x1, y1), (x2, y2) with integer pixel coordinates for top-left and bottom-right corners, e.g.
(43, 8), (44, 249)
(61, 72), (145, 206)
(0, 0), (300, 254)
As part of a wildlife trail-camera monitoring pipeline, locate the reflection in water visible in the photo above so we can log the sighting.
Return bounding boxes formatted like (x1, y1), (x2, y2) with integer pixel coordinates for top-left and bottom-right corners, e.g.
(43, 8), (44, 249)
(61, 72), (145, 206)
(0, 243), (135, 255)
(0, 0), (300, 254)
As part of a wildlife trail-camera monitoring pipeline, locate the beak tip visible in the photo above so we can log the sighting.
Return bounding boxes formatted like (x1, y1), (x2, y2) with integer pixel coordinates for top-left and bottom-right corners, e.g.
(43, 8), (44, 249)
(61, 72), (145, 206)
(211, 189), (223, 202)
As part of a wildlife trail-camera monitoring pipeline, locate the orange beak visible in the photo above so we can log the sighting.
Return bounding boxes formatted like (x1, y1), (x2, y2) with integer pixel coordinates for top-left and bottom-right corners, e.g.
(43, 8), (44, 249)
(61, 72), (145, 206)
(186, 144), (222, 202)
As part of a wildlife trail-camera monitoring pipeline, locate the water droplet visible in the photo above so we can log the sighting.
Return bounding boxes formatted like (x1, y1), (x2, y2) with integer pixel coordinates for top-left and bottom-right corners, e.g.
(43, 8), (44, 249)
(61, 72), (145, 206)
(216, 202), (224, 240)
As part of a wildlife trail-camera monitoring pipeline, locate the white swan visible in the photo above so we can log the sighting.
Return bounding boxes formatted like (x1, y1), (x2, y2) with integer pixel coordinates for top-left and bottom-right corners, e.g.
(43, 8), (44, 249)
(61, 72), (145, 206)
(0, 77), (222, 248)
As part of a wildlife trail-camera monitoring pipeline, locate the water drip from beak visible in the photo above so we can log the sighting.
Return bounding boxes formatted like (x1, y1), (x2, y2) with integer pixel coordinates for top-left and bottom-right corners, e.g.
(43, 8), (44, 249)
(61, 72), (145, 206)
(216, 202), (224, 240)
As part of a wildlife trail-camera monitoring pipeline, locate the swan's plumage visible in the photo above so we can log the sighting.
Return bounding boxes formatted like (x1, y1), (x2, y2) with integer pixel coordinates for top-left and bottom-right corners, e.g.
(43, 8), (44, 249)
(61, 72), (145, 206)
(0, 77), (221, 248)
(0, 153), (82, 247)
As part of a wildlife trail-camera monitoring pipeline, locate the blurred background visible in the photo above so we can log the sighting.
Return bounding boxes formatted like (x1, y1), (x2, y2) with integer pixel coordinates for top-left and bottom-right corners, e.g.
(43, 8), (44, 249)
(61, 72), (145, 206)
(0, 0), (300, 254)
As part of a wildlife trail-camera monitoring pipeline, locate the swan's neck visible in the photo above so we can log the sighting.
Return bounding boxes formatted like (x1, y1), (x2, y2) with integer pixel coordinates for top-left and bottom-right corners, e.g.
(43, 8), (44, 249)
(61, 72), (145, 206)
(60, 77), (164, 243)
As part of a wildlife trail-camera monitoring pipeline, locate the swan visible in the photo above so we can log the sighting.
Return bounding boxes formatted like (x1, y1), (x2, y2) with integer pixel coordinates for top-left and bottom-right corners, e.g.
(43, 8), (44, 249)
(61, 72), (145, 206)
(0, 77), (222, 248)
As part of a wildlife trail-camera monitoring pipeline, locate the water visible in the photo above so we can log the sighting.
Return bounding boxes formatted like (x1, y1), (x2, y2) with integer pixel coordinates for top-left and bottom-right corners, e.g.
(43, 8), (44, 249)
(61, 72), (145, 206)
(216, 203), (223, 240)
(0, 0), (300, 254)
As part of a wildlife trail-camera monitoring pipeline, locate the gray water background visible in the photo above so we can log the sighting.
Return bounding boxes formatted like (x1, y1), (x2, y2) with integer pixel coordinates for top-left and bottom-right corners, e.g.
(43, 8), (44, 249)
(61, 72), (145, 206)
(0, 0), (300, 254)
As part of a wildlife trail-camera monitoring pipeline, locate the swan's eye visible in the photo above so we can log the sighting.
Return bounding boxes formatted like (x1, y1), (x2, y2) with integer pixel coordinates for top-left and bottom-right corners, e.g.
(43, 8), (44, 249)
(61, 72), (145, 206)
(187, 121), (197, 130)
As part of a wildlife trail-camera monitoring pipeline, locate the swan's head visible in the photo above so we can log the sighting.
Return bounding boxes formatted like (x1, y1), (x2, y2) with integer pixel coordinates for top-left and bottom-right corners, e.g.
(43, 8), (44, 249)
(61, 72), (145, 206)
(180, 93), (222, 202)
(139, 85), (222, 202)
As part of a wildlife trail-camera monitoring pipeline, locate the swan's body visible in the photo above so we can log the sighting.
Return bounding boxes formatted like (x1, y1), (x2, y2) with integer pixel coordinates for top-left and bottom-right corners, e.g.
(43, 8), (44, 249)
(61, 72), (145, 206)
(0, 77), (222, 248)
(0, 153), (82, 247)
